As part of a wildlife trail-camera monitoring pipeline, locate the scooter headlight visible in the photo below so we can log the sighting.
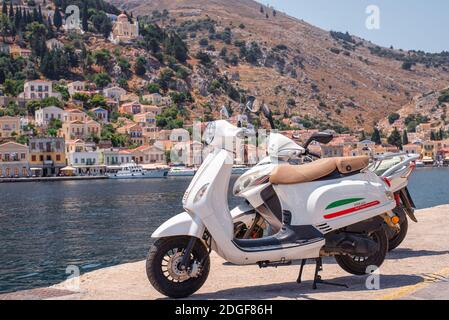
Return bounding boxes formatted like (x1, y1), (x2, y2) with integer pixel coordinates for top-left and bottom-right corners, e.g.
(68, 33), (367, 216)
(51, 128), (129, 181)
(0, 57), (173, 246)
(203, 122), (216, 145)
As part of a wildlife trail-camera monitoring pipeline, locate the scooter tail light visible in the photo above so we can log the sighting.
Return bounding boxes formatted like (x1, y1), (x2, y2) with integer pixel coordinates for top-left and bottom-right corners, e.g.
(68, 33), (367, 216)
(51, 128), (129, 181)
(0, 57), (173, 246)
(382, 177), (391, 188)
(394, 193), (401, 206)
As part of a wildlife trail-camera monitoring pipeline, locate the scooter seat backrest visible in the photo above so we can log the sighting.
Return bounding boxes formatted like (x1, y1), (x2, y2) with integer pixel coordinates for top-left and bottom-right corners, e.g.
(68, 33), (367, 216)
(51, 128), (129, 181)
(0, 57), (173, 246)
(335, 156), (370, 174)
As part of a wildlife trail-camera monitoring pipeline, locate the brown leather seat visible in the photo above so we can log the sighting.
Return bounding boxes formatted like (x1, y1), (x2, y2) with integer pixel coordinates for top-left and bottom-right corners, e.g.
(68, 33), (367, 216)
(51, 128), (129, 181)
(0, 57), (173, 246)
(270, 156), (369, 185)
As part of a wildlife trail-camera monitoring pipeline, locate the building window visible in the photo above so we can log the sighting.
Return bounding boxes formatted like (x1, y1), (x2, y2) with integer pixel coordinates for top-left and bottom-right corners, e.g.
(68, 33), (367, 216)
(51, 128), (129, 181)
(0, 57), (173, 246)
(31, 155), (36, 161)
(56, 155), (61, 161)
(21, 153), (25, 160)
(39, 155), (44, 161)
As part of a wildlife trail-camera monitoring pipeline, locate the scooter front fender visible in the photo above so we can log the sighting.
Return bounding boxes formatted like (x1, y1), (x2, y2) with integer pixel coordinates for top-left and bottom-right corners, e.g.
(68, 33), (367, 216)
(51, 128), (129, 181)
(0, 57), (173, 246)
(151, 212), (206, 239)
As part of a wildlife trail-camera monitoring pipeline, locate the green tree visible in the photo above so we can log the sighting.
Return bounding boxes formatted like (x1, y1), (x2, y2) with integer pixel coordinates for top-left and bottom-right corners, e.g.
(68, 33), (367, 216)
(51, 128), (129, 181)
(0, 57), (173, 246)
(1, 0), (6, 15)
(93, 49), (111, 71)
(147, 83), (160, 94)
(92, 72), (111, 88)
(402, 129), (409, 146)
(134, 56), (146, 76)
(53, 6), (62, 31)
(371, 128), (382, 145)
(196, 51), (211, 65)
(430, 131), (437, 141)
(26, 22), (47, 58)
(388, 113), (400, 125)
(165, 31), (188, 63)
(0, 13), (12, 41)
(82, 1), (88, 32)
(3, 79), (24, 97)
(388, 128), (402, 149)
(46, 118), (62, 137)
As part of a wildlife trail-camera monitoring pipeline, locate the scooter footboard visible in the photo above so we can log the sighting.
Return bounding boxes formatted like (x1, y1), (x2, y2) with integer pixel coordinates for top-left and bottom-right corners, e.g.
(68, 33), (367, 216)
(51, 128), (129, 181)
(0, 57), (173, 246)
(152, 212), (206, 239)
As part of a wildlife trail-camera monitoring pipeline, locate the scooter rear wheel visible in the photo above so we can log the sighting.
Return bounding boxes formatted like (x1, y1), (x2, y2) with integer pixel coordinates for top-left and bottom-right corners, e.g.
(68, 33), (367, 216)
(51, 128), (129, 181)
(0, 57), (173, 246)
(334, 228), (389, 276)
(146, 236), (210, 299)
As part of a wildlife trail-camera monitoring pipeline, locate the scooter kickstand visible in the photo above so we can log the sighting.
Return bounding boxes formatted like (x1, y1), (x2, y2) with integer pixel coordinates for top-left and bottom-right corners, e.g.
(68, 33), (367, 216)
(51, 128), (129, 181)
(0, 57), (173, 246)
(296, 259), (307, 284)
(312, 258), (348, 290)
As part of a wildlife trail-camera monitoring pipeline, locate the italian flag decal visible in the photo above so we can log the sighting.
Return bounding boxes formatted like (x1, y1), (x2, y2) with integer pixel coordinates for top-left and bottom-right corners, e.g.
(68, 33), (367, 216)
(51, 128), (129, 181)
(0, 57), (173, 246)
(324, 198), (381, 220)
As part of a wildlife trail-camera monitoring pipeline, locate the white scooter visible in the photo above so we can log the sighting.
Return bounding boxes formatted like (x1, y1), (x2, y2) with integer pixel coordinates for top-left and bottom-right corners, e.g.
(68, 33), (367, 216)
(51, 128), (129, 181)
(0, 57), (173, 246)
(231, 100), (418, 252)
(146, 120), (396, 298)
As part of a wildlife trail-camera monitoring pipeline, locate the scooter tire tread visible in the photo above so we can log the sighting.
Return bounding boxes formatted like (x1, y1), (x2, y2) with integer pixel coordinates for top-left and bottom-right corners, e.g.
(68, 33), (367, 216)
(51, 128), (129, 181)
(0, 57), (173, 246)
(334, 228), (389, 276)
(146, 236), (210, 299)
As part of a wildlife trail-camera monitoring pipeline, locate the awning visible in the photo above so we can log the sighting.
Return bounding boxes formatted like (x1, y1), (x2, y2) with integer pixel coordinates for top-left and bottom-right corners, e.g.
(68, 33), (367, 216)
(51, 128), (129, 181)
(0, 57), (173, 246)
(61, 166), (76, 171)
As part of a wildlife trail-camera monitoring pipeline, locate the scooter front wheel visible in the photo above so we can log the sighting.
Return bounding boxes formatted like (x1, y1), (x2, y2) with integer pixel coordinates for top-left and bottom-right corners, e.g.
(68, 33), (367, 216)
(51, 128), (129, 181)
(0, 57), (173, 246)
(334, 227), (388, 276)
(146, 236), (210, 299)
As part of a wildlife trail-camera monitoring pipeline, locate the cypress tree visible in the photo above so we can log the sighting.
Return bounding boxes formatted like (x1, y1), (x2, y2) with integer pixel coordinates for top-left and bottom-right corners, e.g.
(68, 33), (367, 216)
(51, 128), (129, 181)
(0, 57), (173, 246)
(402, 129), (409, 146)
(430, 131), (437, 141)
(32, 7), (39, 22)
(14, 7), (21, 30)
(388, 128), (402, 150)
(371, 128), (382, 145)
(438, 128), (445, 141)
(2, 0), (7, 16)
(82, 1), (88, 32)
(38, 5), (43, 23)
(8, 0), (13, 18)
(53, 7), (62, 31)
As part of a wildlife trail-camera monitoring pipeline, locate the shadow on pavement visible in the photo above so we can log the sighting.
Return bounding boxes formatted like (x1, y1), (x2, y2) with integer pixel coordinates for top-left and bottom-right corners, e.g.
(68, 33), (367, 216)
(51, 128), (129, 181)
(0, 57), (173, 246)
(161, 274), (423, 300)
(388, 248), (449, 260)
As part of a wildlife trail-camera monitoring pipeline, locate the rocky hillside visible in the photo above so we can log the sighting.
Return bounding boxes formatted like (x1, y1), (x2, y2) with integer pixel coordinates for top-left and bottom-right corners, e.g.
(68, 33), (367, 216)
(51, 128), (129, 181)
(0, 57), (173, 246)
(378, 87), (449, 134)
(107, 0), (449, 131)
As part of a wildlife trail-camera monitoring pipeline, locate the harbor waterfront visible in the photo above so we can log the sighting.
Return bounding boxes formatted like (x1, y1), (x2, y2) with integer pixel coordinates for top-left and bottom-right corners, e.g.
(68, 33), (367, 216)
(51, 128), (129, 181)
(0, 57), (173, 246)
(0, 168), (448, 294)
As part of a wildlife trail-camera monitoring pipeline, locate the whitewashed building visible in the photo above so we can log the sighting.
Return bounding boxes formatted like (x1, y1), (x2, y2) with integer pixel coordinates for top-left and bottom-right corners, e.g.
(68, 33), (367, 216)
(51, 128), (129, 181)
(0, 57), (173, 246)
(35, 106), (65, 127)
(103, 86), (127, 101)
(19, 80), (61, 100)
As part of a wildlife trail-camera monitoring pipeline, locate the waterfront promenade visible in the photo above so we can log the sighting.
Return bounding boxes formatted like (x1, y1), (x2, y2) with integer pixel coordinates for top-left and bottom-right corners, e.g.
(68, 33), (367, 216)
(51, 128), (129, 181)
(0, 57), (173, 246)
(0, 176), (108, 183)
(2, 205), (449, 300)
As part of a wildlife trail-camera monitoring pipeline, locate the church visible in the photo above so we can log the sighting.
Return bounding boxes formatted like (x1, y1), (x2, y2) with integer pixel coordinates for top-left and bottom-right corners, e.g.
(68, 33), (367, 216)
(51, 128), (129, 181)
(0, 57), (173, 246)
(109, 13), (139, 44)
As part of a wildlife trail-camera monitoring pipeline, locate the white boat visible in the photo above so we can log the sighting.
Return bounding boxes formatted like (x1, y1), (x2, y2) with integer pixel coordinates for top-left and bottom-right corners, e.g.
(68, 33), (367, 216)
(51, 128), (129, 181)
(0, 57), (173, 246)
(108, 163), (168, 179)
(232, 165), (251, 175)
(168, 167), (197, 177)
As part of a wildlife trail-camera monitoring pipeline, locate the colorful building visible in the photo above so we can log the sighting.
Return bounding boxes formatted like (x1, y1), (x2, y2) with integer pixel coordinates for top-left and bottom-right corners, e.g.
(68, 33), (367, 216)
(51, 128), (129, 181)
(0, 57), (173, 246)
(0, 142), (31, 178)
(0, 116), (21, 139)
(29, 138), (66, 177)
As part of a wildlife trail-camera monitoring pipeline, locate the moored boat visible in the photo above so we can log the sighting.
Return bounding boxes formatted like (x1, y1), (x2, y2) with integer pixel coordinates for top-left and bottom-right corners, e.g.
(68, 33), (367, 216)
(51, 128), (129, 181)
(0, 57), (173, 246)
(107, 163), (168, 179)
(168, 167), (197, 177)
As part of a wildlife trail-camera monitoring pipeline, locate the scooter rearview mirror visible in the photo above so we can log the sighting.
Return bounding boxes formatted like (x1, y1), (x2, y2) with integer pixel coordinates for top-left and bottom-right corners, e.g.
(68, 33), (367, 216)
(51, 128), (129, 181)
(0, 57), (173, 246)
(304, 132), (334, 149)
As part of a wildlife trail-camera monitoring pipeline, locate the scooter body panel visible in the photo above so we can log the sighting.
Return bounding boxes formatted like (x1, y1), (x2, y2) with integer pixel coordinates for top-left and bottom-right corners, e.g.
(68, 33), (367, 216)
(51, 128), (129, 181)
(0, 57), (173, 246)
(274, 171), (395, 232)
(183, 149), (324, 265)
(152, 211), (206, 239)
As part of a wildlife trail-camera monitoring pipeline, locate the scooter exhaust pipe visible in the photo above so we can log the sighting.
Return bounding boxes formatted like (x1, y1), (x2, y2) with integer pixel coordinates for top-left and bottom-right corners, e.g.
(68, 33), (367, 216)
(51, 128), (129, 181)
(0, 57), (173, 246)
(323, 233), (379, 256)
